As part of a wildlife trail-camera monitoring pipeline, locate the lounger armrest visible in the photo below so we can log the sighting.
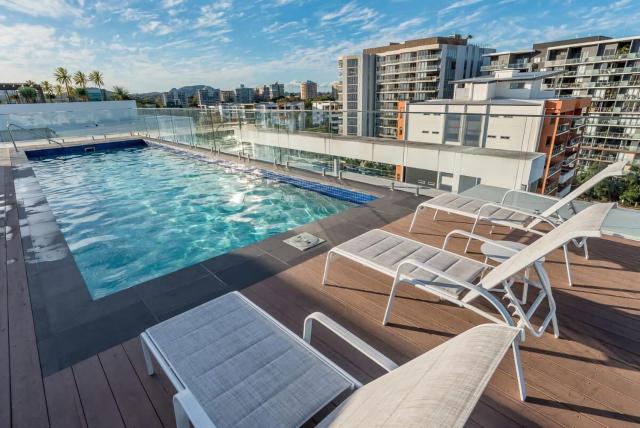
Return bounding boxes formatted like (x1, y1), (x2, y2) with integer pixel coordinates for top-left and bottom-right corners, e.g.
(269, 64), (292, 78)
(174, 389), (217, 428)
(397, 259), (515, 327)
(303, 312), (398, 372)
(500, 189), (558, 206)
(477, 202), (559, 230)
(443, 230), (520, 254)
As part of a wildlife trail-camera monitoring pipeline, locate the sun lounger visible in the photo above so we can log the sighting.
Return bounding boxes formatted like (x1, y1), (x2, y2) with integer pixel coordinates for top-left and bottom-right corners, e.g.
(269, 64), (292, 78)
(141, 291), (523, 427)
(323, 203), (614, 344)
(409, 161), (627, 286)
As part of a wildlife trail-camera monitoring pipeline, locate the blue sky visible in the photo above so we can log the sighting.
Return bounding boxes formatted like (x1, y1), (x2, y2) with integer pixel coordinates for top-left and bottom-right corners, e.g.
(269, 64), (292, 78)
(0, 0), (638, 93)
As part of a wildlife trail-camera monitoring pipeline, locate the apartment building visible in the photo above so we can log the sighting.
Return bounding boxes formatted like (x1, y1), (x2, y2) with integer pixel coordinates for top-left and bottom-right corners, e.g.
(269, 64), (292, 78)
(270, 82), (285, 99)
(544, 36), (640, 166)
(235, 84), (255, 103)
(481, 36), (607, 74)
(336, 54), (376, 136)
(300, 81), (318, 100)
(220, 90), (235, 103)
(399, 70), (589, 196)
(196, 87), (220, 106)
(337, 34), (493, 139)
(481, 35), (640, 167)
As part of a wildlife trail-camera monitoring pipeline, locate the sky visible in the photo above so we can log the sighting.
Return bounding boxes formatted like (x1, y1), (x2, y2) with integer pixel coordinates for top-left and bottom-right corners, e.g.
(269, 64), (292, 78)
(0, 0), (639, 93)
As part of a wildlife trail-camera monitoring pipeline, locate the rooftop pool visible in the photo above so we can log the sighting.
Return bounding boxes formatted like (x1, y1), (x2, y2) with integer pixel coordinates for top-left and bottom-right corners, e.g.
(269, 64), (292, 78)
(28, 142), (373, 299)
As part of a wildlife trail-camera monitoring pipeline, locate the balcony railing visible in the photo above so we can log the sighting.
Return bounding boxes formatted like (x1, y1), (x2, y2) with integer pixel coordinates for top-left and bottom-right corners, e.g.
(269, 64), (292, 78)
(545, 52), (640, 67)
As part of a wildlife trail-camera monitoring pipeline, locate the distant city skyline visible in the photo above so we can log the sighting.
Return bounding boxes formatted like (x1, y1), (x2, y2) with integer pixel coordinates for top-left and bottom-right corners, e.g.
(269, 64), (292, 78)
(0, 0), (638, 92)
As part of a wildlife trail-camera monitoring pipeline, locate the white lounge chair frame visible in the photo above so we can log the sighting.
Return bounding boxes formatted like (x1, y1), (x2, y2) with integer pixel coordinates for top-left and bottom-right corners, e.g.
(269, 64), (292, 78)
(141, 292), (525, 426)
(409, 161), (628, 286)
(140, 292), (526, 428)
(323, 203), (614, 383)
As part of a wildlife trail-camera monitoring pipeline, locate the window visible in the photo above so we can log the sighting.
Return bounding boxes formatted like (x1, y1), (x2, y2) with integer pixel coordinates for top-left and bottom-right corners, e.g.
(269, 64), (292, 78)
(444, 114), (461, 142)
(459, 175), (481, 193)
(510, 82), (525, 89)
(463, 114), (482, 147)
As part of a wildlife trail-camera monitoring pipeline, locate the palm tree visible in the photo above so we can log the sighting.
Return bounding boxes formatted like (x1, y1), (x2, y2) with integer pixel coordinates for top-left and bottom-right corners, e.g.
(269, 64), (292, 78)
(24, 80), (36, 87)
(40, 81), (53, 102)
(54, 84), (63, 100)
(54, 67), (73, 101)
(88, 70), (105, 101)
(74, 71), (87, 87)
(111, 85), (130, 100)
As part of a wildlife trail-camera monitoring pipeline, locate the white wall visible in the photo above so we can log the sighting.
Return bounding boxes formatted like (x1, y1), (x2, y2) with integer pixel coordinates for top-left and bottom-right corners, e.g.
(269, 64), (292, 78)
(238, 126), (544, 191)
(405, 102), (544, 153)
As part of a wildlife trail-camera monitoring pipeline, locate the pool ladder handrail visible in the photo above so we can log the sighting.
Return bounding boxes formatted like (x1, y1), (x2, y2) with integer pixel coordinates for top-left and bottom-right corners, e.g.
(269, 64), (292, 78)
(6, 123), (64, 151)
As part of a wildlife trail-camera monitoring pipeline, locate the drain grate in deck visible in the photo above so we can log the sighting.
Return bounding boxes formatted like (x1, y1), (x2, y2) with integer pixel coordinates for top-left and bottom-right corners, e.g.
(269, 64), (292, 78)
(283, 232), (325, 251)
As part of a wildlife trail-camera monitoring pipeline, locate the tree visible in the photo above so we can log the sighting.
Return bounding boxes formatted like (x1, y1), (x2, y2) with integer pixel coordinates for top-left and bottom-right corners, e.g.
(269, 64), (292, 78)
(75, 87), (88, 101)
(40, 81), (54, 102)
(576, 163), (639, 206)
(88, 70), (105, 100)
(111, 85), (130, 100)
(54, 84), (63, 100)
(54, 67), (73, 101)
(18, 86), (38, 103)
(24, 80), (36, 87)
(74, 71), (88, 89)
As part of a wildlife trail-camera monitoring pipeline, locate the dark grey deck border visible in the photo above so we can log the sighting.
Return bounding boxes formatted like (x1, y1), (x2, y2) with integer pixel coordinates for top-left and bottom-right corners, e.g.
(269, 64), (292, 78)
(12, 137), (426, 375)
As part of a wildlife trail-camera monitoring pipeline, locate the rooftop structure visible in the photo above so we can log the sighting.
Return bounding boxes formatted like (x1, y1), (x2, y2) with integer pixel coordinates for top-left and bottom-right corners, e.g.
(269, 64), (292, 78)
(400, 70), (590, 196)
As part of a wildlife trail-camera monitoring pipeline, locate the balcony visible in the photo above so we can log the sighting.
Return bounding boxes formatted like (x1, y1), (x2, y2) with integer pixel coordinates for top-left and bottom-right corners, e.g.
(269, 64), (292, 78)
(545, 51), (640, 66)
(558, 168), (576, 184)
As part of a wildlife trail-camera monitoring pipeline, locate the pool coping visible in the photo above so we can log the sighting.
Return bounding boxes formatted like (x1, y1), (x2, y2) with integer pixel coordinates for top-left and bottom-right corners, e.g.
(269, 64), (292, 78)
(11, 137), (425, 375)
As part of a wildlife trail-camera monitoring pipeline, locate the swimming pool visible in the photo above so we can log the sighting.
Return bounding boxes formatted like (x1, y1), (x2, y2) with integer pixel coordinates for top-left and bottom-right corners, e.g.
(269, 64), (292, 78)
(28, 143), (368, 299)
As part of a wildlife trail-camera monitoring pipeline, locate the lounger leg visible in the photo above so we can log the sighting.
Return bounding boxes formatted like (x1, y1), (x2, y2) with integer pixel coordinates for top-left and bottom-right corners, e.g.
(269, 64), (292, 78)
(322, 251), (335, 285)
(551, 314), (560, 339)
(464, 217), (480, 253)
(409, 206), (423, 232)
(512, 341), (527, 401)
(522, 267), (529, 304)
(583, 238), (589, 260)
(173, 395), (190, 428)
(432, 208), (439, 221)
(383, 274), (402, 325)
(140, 335), (155, 376)
(562, 244), (573, 286)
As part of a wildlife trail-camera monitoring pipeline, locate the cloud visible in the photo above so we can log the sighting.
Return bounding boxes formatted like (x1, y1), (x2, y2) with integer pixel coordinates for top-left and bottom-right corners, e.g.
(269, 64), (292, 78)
(139, 20), (173, 36)
(194, 1), (233, 29)
(162, 0), (184, 8)
(119, 8), (156, 22)
(439, 0), (483, 14)
(320, 1), (380, 27)
(0, 0), (82, 18)
(263, 21), (300, 33)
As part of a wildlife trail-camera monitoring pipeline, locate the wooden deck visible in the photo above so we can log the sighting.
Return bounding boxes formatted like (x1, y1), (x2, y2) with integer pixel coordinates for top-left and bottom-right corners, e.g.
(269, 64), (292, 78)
(3, 150), (640, 427)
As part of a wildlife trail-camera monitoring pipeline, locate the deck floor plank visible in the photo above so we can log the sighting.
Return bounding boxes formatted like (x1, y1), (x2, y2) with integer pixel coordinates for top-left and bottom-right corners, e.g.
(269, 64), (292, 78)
(44, 367), (87, 428)
(5, 167), (49, 428)
(72, 356), (125, 428)
(98, 345), (163, 428)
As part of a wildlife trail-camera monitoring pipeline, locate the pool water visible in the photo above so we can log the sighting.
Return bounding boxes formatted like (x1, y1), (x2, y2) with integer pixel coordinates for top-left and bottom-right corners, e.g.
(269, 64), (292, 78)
(29, 145), (358, 299)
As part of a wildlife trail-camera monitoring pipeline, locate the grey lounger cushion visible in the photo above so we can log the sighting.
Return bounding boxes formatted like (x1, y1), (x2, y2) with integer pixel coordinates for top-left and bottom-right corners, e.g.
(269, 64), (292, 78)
(428, 193), (534, 225)
(320, 324), (519, 428)
(335, 229), (486, 297)
(146, 292), (353, 428)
